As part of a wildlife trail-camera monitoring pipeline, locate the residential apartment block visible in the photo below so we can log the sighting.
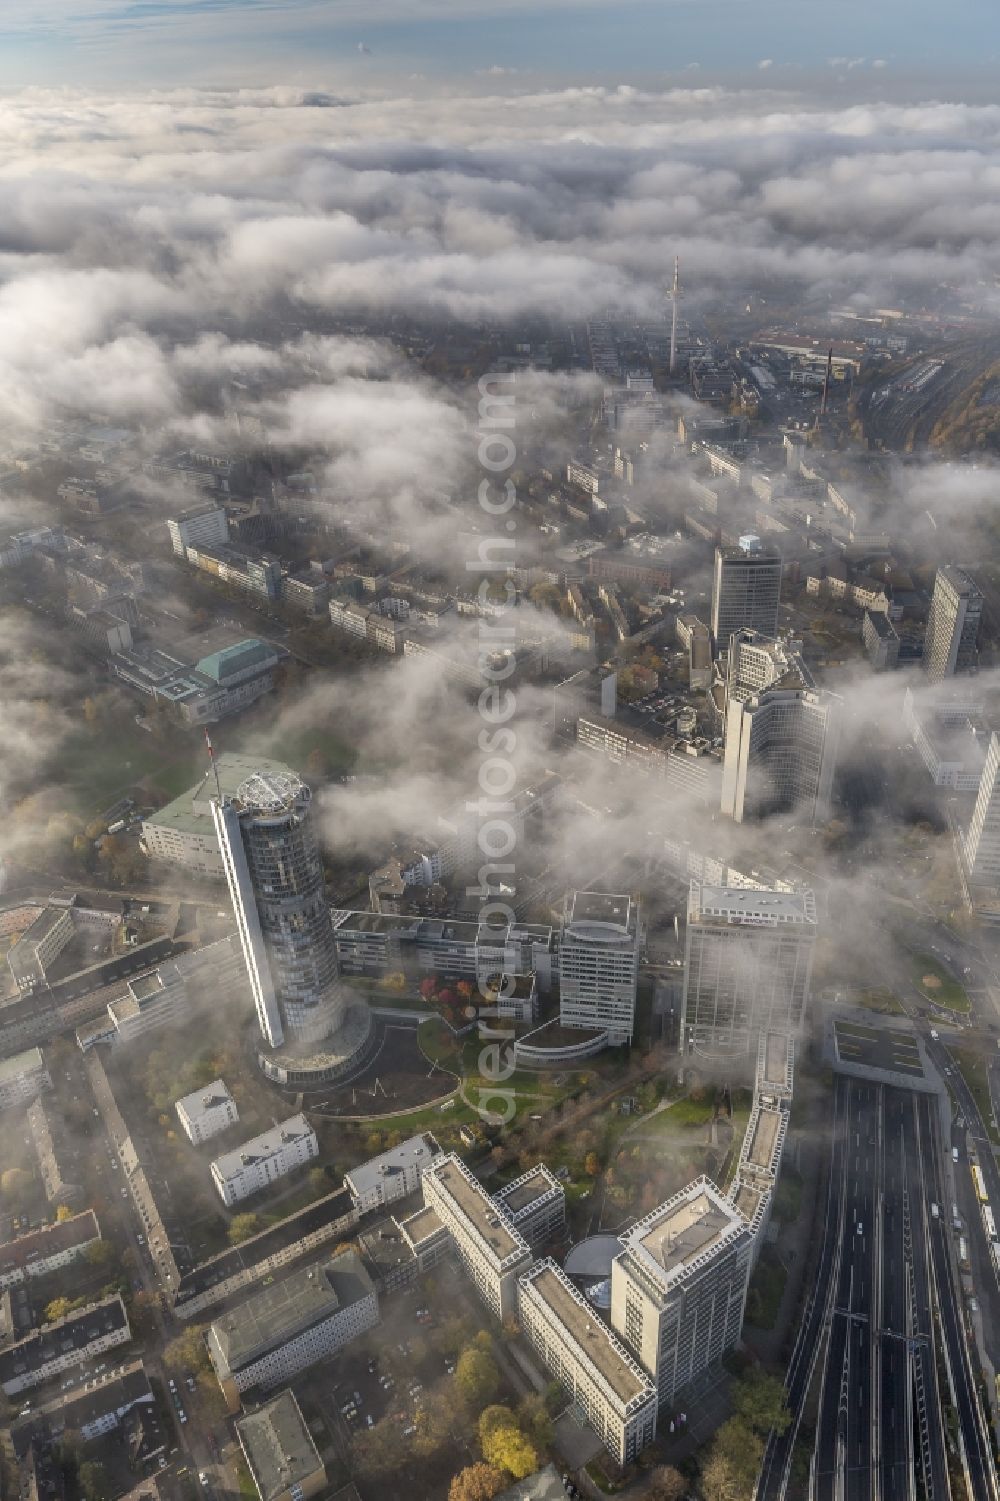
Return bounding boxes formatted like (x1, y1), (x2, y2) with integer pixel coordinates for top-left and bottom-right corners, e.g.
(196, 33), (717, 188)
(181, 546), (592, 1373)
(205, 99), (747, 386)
(0, 1295), (130, 1396)
(344, 1134), (439, 1216)
(0, 1048), (52, 1112)
(175, 1080), (239, 1146)
(0, 1211), (101, 1291)
(211, 1117), (318, 1207)
(236, 1391), (326, 1501)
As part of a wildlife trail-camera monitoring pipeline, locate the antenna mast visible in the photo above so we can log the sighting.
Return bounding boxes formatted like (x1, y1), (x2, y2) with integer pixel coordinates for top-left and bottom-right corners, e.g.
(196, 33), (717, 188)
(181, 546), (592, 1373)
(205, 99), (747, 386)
(819, 346), (833, 420)
(669, 255), (680, 376)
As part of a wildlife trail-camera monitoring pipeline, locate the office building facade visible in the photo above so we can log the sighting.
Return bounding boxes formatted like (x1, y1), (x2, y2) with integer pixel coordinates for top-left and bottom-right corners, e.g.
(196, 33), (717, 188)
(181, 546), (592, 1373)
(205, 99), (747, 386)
(559, 892), (640, 1044)
(212, 771), (345, 1050)
(711, 540), (781, 646)
(924, 566), (982, 682)
(610, 1179), (751, 1409)
(519, 1260), (657, 1465)
(681, 883), (817, 1059)
(422, 1154), (532, 1322)
(207, 1250), (378, 1402)
(965, 731), (1000, 886)
(721, 684), (839, 825)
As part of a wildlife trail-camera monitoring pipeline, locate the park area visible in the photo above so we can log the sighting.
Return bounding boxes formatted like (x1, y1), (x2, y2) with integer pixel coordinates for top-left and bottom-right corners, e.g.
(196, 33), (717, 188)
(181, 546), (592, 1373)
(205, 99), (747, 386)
(913, 953), (971, 1013)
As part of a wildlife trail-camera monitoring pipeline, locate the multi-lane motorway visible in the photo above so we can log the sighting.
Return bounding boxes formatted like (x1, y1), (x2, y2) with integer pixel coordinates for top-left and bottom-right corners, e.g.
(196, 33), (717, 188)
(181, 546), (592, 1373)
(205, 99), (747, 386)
(758, 1074), (997, 1501)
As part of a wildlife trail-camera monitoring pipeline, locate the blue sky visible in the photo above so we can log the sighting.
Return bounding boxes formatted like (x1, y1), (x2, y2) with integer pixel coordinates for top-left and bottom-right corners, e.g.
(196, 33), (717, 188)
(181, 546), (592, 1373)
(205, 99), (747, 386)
(1, 0), (997, 88)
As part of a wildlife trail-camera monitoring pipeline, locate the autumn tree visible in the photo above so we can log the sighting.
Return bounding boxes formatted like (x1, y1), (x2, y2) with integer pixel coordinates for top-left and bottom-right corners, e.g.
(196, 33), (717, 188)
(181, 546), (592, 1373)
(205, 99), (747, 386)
(56, 1205), (73, 1222)
(45, 1298), (73, 1323)
(732, 1371), (791, 1436)
(482, 1422), (538, 1480)
(228, 1214), (260, 1245)
(647, 1465), (687, 1501)
(1, 1168), (33, 1205)
(448, 1463), (505, 1501)
(700, 1418), (765, 1501)
(455, 1345), (500, 1407)
(478, 1406), (515, 1443)
(584, 1151), (601, 1177)
(84, 1240), (116, 1271)
(517, 1393), (553, 1450)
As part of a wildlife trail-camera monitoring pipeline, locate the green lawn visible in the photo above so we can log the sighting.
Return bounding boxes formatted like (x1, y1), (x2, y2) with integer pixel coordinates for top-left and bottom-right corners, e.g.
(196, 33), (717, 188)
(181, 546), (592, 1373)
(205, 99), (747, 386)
(857, 988), (906, 1016)
(950, 1048), (1000, 1147)
(914, 954), (971, 1013)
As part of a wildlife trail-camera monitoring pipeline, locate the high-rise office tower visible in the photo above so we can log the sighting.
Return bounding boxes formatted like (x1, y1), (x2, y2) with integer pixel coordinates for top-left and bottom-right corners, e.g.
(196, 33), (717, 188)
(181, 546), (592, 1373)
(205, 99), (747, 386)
(721, 674), (839, 826)
(964, 732), (1000, 886)
(610, 1178), (752, 1410)
(711, 538), (781, 648)
(212, 770), (343, 1050)
(559, 892), (640, 1044)
(924, 566), (982, 683)
(680, 882), (817, 1059)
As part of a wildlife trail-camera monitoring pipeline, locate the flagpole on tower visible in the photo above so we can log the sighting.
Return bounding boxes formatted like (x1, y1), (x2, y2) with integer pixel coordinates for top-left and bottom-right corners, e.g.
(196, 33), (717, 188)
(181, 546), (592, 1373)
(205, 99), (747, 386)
(205, 728), (223, 802)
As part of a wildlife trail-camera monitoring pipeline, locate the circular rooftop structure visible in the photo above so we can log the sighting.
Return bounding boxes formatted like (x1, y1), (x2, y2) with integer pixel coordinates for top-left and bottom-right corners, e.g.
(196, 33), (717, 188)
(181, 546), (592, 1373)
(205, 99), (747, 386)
(237, 770), (308, 815)
(564, 1233), (625, 1279)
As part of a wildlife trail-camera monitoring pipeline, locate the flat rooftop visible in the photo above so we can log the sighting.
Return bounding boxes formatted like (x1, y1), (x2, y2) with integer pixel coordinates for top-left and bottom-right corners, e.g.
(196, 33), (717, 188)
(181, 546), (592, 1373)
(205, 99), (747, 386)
(763, 1032), (792, 1088)
(732, 1178), (768, 1227)
(144, 753), (294, 836)
(427, 1156), (526, 1264)
(626, 1182), (742, 1282)
(0, 1047), (45, 1083)
(745, 1108), (782, 1173)
(397, 1205), (445, 1247)
(496, 1167), (559, 1216)
(211, 1251), (372, 1372)
(567, 892), (634, 931)
(237, 1391), (323, 1501)
(526, 1263), (650, 1408)
(690, 883), (816, 927)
